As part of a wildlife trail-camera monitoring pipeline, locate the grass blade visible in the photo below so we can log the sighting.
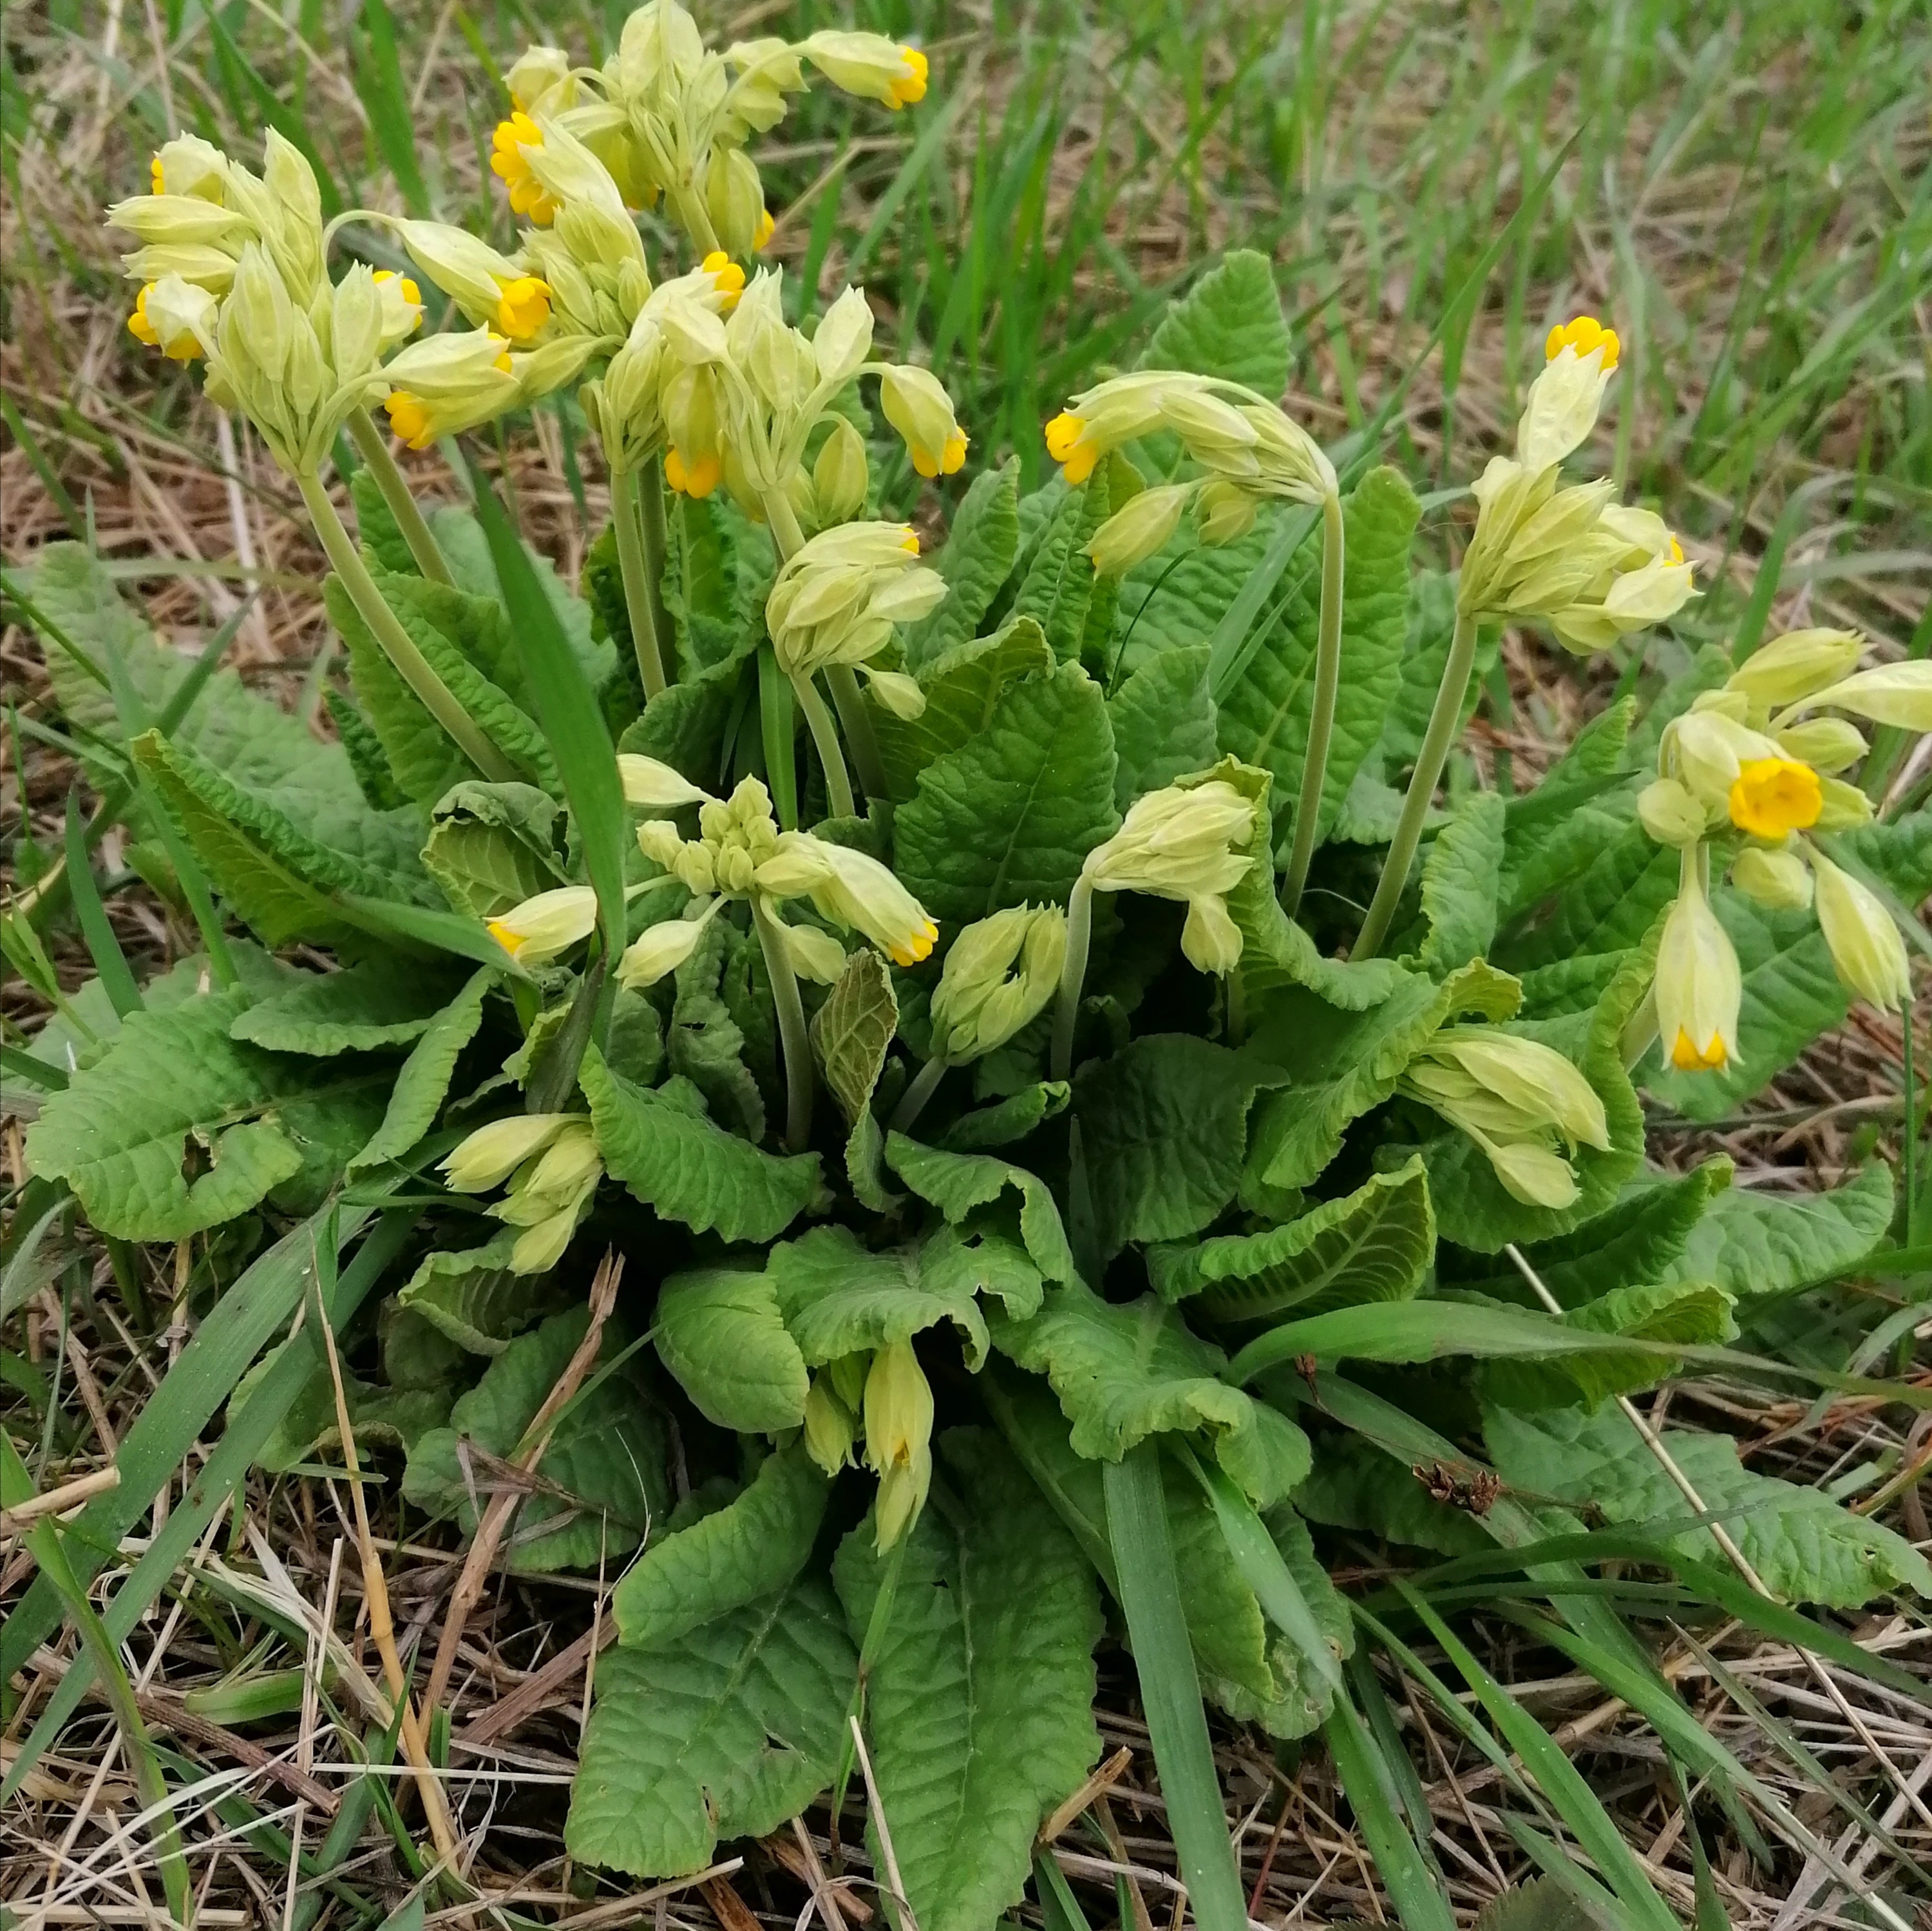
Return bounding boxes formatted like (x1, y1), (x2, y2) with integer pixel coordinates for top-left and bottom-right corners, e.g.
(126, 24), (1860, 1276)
(1101, 1443), (1247, 1931)
(63, 789), (141, 1017)
(1321, 1690), (1456, 1931)
(357, 0), (430, 216)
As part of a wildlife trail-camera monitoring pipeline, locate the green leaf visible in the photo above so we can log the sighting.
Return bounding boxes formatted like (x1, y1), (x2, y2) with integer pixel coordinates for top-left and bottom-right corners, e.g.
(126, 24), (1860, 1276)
(1643, 813), (1932, 1120)
(833, 1429), (1102, 1931)
(1142, 247), (1290, 396)
(402, 1305), (665, 1572)
(1495, 702), (1637, 926)
(654, 1266), (810, 1432)
(565, 1574), (857, 1878)
(421, 782), (567, 919)
(1483, 1403), (1932, 1608)
(903, 460), (1021, 671)
(1107, 644), (1218, 811)
(808, 945), (897, 1126)
(1479, 1278), (1738, 1411)
(354, 0), (429, 214)
(1217, 467), (1420, 855)
(23, 987), (336, 1239)
(886, 1133), (1073, 1283)
(1323, 1691), (1458, 1931)
(1294, 1435), (1490, 1557)
(1114, 515), (1278, 679)
(350, 971), (492, 1172)
(938, 1080), (1069, 1151)
(615, 1444), (828, 1651)
(1009, 468), (1116, 663)
(667, 914), (766, 1142)
(616, 653), (749, 786)
(1416, 790), (1506, 973)
(1660, 1165), (1894, 1300)
(582, 1051), (824, 1244)
(875, 618), (1054, 802)
(1497, 822), (1676, 977)
(893, 658), (1119, 927)
(393, 1235), (546, 1355)
(229, 959), (460, 1053)
(323, 684), (409, 810)
(1074, 1035), (1281, 1260)
(1151, 1157), (1435, 1322)
(1243, 960), (1519, 1194)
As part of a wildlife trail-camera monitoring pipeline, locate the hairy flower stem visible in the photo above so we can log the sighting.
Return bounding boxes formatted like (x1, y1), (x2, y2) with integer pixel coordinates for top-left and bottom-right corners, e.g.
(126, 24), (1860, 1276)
(889, 1053), (950, 1136)
(791, 672), (858, 819)
(299, 470), (516, 782)
(752, 896), (815, 1151)
(346, 408), (453, 585)
(1280, 489), (1345, 917)
(636, 457), (677, 673)
(1354, 607), (1479, 959)
(825, 663), (888, 803)
(611, 466), (668, 699)
(1050, 875), (1096, 1083)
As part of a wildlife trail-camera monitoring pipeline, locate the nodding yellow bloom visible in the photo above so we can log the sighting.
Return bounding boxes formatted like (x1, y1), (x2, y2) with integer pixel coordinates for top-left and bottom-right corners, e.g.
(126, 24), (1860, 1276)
(385, 392), (433, 449)
(1656, 872), (1741, 1073)
(700, 250), (746, 312)
(755, 209), (776, 250)
(485, 884), (598, 964)
(374, 268), (421, 307)
(665, 447), (722, 497)
(889, 45), (929, 106)
(127, 283), (202, 360)
(1728, 757), (1823, 840)
(1045, 410), (1099, 484)
(489, 113), (560, 224)
(1545, 314), (1620, 372)
(149, 155), (165, 194)
(494, 274), (552, 341)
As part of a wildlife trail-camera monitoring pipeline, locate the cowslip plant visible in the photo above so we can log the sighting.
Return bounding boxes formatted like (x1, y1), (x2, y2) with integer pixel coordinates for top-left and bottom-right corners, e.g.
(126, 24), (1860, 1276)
(10, 8), (1932, 1927)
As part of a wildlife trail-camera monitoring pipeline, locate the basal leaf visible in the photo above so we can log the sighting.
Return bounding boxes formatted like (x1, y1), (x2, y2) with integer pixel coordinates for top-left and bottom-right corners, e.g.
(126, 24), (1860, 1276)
(616, 652), (750, 787)
(654, 1266), (810, 1432)
(1497, 821), (1675, 975)
(809, 946), (897, 1126)
(1074, 1034), (1281, 1259)
(566, 1574), (856, 1878)
(1417, 789), (1507, 974)
(229, 959), (460, 1053)
(1151, 1157), (1435, 1323)
(1484, 1403), (1932, 1608)
(875, 618), (1054, 803)
(903, 459), (1021, 670)
(1009, 468), (1114, 663)
(1113, 516), (1276, 681)
(1142, 248), (1291, 397)
(402, 1305), (667, 1571)
(582, 1052), (824, 1243)
(1660, 1165), (1894, 1300)
(833, 1429), (1102, 1931)
(24, 987), (325, 1239)
(886, 1133), (1073, 1283)
(1293, 1433), (1490, 1558)
(938, 1080), (1070, 1151)
(349, 970), (493, 1172)
(614, 1443), (828, 1651)
(1107, 643), (1218, 811)
(668, 915), (766, 1142)
(421, 782), (567, 919)
(393, 1234), (547, 1355)
(893, 657), (1119, 926)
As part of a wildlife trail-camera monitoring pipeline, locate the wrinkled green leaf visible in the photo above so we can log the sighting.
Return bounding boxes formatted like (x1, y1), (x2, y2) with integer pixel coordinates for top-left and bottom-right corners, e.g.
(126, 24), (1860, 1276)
(886, 1133), (1073, 1282)
(654, 1266), (810, 1432)
(903, 460), (1021, 670)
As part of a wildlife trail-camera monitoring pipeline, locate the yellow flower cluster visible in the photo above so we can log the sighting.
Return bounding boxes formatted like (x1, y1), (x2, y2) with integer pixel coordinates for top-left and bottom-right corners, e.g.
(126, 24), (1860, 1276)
(1641, 628), (1931, 1071)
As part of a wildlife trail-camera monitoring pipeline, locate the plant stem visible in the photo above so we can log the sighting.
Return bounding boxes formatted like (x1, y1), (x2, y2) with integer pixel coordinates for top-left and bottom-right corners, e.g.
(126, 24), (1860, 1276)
(752, 896), (815, 1152)
(298, 470), (516, 782)
(1280, 488), (1345, 917)
(1354, 607), (1479, 959)
(889, 1053), (949, 1136)
(636, 456), (677, 676)
(346, 408), (453, 585)
(762, 486), (808, 561)
(610, 465), (668, 699)
(1050, 874), (1095, 1084)
(793, 670), (857, 820)
(826, 663), (887, 803)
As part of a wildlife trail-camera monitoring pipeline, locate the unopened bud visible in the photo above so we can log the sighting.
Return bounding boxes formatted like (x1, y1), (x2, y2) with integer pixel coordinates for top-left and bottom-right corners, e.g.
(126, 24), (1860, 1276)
(813, 417), (869, 525)
(1730, 847), (1812, 912)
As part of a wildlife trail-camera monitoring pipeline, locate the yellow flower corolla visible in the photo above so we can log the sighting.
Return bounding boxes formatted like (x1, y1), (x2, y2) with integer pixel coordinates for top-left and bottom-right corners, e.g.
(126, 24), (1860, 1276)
(665, 447), (722, 496)
(127, 283), (201, 360)
(701, 249), (746, 311)
(1728, 757), (1823, 840)
(494, 274), (553, 341)
(1045, 409), (1097, 483)
(755, 208), (776, 249)
(890, 46), (929, 106)
(490, 112), (560, 223)
(1656, 874), (1742, 1073)
(1544, 314), (1620, 371)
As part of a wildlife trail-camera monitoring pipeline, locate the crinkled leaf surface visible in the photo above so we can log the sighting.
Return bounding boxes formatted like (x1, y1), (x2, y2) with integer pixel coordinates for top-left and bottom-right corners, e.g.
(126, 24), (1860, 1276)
(229, 959), (460, 1053)
(809, 947), (896, 1127)
(393, 1234), (545, 1355)
(1660, 1165), (1893, 1301)
(422, 782), (567, 919)
(1485, 1402), (1932, 1607)
(876, 619), (1054, 804)
(615, 1444), (828, 1651)
(566, 1574), (856, 1878)
(1108, 644), (1218, 810)
(833, 1429), (1101, 1931)
(349, 970), (492, 1172)
(886, 1133), (1073, 1283)
(902, 460), (1021, 671)
(1417, 789), (1507, 974)
(938, 1080), (1069, 1151)
(1142, 248), (1291, 396)
(654, 1267), (810, 1433)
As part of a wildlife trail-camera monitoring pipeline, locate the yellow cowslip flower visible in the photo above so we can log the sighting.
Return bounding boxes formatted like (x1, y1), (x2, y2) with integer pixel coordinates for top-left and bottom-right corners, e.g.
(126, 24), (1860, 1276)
(928, 905), (1068, 1062)
(755, 208), (776, 249)
(803, 1373), (858, 1474)
(491, 111), (561, 223)
(880, 364), (967, 477)
(806, 842), (938, 967)
(486, 884), (598, 963)
(665, 447), (722, 497)
(764, 520), (945, 695)
(1545, 315), (1620, 369)
(127, 282), (204, 360)
(1725, 628), (1864, 714)
(1810, 849), (1910, 1012)
(701, 249), (746, 311)
(1728, 757), (1823, 840)
(864, 1340), (934, 1550)
(802, 32), (929, 110)
(390, 219), (556, 341)
(495, 274), (553, 340)
(1781, 663), (1932, 735)
(1655, 870), (1742, 1073)
(442, 1113), (575, 1191)
(381, 330), (520, 449)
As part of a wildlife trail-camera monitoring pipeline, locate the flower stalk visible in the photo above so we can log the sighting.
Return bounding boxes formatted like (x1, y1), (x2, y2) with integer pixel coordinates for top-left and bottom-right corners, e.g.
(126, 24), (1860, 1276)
(1280, 487), (1345, 917)
(611, 465), (668, 699)
(825, 663), (888, 804)
(636, 457), (677, 674)
(1355, 607), (1479, 959)
(297, 469), (517, 782)
(1050, 875), (1096, 1083)
(889, 1052), (950, 1136)
(346, 407), (454, 585)
(791, 671), (858, 820)
(751, 894), (815, 1151)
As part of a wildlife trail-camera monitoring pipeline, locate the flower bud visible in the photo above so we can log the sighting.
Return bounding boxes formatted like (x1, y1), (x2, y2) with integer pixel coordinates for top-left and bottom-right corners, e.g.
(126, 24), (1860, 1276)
(442, 1113), (575, 1192)
(1656, 876), (1741, 1073)
(372, 269), (424, 347)
(803, 841), (938, 967)
(504, 1119), (603, 1214)
(1728, 757), (1823, 841)
(803, 1374), (858, 1474)
(813, 417), (870, 525)
(507, 44), (574, 113)
(1811, 851), (1909, 1012)
(929, 905), (1067, 1061)
(1486, 1139), (1581, 1210)
(618, 754), (713, 808)
(129, 277), (215, 360)
(1815, 778), (1874, 831)
(1730, 847), (1812, 912)
(702, 144), (768, 259)
(1517, 316), (1618, 471)
(813, 286), (875, 386)
(616, 900), (721, 989)
(863, 1340), (934, 1550)
(108, 192), (251, 250)
(1429, 1030), (1610, 1150)
(1180, 894), (1244, 975)
(486, 884), (598, 963)
(779, 919), (848, 985)
(151, 134), (231, 202)
(1788, 663), (1932, 734)
(1086, 484), (1191, 577)
(381, 329), (522, 449)
(861, 667), (925, 719)
(1725, 628), (1865, 711)
(880, 364), (966, 478)
(509, 1207), (582, 1274)
(804, 32), (929, 109)
(1637, 777), (1707, 847)
(1774, 715), (1866, 775)
(766, 521), (944, 676)
(1083, 780), (1255, 900)
(1195, 480), (1260, 545)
